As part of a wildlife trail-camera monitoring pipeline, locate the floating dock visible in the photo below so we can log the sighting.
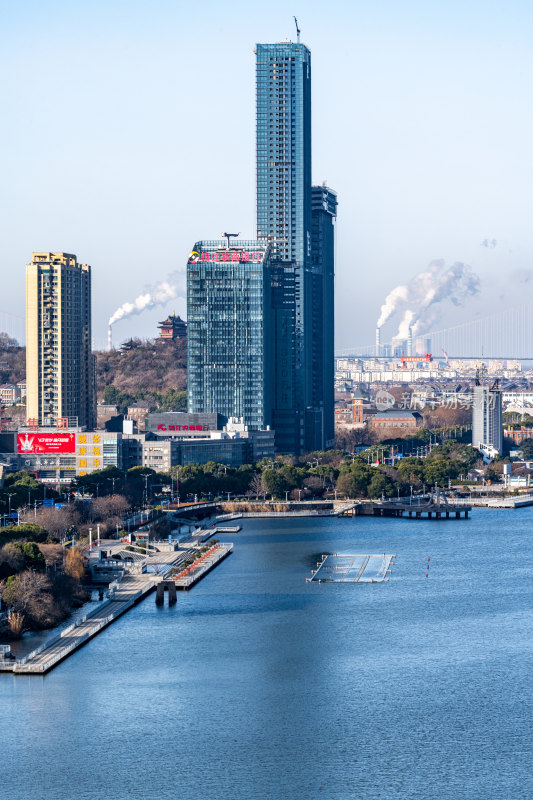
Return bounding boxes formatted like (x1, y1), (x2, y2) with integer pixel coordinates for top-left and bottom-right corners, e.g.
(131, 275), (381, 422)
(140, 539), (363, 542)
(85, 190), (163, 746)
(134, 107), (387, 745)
(308, 554), (395, 583)
(215, 525), (241, 533)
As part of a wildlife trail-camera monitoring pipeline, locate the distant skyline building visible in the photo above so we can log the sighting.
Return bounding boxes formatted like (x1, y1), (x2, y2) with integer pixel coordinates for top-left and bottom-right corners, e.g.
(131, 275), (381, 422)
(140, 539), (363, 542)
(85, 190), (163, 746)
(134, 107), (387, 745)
(26, 252), (95, 428)
(187, 240), (272, 431)
(472, 377), (502, 454)
(256, 40), (336, 454)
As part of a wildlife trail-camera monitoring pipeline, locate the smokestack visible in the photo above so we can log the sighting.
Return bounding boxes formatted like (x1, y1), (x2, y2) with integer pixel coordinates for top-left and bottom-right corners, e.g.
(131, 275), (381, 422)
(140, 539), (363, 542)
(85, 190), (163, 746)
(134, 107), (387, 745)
(107, 325), (112, 352)
(375, 327), (381, 357)
(407, 326), (413, 356)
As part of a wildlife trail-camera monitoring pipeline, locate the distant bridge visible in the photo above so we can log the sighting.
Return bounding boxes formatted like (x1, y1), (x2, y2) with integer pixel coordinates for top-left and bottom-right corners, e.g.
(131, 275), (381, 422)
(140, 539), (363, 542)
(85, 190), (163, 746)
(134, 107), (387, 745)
(337, 303), (533, 361)
(0, 310), (24, 343)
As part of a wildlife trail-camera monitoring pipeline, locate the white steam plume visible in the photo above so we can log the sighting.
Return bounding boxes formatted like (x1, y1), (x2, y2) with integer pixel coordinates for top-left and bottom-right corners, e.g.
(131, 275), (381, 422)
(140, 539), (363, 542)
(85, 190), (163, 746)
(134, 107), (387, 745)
(108, 271), (185, 327)
(377, 284), (409, 329)
(377, 259), (480, 339)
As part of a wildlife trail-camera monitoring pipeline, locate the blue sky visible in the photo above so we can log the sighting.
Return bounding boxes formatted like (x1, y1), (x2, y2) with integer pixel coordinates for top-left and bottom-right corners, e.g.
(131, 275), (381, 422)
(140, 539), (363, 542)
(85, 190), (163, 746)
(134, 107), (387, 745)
(1, 0), (532, 350)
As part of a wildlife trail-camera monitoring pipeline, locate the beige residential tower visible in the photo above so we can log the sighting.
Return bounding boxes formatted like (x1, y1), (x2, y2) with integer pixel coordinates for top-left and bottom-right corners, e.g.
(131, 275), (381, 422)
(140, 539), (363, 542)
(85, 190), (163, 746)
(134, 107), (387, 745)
(26, 252), (96, 428)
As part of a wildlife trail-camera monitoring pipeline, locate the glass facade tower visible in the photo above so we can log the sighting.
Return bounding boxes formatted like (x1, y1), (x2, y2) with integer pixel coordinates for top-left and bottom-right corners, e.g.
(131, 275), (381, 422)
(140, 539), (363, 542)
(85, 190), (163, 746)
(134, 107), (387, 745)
(256, 42), (312, 264)
(256, 41), (336, 454)
(309, 185), (337, 450)
(187, 240), (272, 430)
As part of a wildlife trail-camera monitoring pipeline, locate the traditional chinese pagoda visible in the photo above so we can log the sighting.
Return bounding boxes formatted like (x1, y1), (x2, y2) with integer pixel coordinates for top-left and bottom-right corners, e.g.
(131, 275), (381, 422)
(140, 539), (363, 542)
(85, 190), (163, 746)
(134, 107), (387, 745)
(119, 338), (141, 352)
(157, 313), (187, 340)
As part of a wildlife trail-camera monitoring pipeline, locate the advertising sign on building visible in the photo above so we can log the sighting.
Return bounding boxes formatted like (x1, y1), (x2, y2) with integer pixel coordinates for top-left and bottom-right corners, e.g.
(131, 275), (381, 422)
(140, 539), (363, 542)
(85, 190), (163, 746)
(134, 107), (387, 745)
(17, 432), (76, 454)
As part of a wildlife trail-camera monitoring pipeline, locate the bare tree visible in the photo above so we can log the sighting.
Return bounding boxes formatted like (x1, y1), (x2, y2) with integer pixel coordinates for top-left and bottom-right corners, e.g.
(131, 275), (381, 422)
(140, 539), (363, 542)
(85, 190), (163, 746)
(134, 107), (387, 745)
(250, 474), (266, 500)
(25, 506), (81, 541)
(2, 570), (57, 629)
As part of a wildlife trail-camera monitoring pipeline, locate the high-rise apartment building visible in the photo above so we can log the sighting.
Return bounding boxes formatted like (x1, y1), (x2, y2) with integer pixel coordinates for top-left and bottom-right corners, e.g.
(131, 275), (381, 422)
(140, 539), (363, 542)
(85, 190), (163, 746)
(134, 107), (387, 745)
(256, 41), (336, 454)
(472, 378), (502, 454)
(26, 252), (96, 428)
(187, 240), (272, 430)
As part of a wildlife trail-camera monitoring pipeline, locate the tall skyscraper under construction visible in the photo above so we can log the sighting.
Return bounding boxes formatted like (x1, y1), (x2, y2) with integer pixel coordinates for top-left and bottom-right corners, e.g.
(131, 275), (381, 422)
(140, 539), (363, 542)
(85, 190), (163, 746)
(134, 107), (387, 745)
(256, 40), (336, 454)
(26, 252), (96, 428)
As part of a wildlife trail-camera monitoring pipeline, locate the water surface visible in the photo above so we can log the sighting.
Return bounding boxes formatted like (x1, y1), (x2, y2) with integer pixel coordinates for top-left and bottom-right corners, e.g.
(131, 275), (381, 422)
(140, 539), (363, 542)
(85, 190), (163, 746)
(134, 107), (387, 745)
(1, 510), (531, 800)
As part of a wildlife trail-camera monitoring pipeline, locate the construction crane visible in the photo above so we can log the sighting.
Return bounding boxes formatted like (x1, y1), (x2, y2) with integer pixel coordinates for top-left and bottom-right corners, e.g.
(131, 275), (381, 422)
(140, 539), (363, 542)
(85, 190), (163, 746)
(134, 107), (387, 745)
(441, 347), (451, 368)
(293, 16), (301, 43)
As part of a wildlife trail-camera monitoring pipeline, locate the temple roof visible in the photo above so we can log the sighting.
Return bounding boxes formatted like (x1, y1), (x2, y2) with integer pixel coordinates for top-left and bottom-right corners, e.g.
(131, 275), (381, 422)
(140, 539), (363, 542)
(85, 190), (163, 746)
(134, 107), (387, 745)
(158, 314), (186, 327)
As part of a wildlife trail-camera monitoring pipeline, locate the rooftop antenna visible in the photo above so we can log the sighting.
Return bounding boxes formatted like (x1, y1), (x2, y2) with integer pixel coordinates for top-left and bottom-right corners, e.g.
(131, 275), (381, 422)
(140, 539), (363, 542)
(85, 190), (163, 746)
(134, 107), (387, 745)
(293, 16), (301, 43)
(221, 232), (240, 249)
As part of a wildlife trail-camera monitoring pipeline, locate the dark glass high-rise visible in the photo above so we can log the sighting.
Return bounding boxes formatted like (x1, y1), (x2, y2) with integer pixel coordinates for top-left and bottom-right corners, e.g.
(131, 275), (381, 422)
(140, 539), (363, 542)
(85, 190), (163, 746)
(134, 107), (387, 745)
(256, 40), (336, 454)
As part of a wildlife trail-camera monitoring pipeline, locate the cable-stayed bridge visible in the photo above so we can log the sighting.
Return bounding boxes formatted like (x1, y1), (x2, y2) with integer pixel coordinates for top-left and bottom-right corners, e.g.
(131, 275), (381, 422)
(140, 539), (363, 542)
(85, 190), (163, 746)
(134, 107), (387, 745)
(0, 310), (24, 343)
(337, 303), (533, 360)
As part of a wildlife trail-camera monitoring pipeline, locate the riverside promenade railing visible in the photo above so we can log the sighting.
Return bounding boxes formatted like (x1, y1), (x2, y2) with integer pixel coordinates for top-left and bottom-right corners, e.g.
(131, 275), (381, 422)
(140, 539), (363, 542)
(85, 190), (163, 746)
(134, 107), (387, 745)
(12, 580), (156, 674)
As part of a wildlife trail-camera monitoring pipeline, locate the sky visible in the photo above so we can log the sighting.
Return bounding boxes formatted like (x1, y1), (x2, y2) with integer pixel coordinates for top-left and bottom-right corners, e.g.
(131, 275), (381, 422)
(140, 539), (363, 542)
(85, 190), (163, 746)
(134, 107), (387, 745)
(1, 0), (532, 351)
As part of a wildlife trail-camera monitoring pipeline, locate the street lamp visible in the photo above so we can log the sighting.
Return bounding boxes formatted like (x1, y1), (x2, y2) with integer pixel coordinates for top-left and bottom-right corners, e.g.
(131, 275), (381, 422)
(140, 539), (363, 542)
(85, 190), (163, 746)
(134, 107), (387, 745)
(7, 492), (16, 519)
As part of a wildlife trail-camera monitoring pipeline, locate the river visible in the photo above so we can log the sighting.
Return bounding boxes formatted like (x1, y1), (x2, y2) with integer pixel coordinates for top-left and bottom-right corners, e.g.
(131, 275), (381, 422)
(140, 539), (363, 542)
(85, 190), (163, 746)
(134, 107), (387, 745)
(1, 509), (532, 800)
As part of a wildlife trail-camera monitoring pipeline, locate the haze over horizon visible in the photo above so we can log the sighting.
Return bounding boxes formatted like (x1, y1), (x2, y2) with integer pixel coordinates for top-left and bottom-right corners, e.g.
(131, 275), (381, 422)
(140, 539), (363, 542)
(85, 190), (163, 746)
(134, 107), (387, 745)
(1, 0), (532, 350)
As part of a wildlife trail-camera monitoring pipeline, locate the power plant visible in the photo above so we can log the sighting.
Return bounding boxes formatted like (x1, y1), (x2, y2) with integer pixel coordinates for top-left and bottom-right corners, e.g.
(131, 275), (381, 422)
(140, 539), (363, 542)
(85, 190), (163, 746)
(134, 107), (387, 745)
(373, 326), (433, 362)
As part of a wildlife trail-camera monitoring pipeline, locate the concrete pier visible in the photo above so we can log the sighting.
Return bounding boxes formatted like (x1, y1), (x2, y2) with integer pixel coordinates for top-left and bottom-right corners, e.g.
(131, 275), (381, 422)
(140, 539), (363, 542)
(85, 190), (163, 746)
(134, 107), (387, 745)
(171, 544), (233, 590)
(156, 581), (177, 606)
(338, 499), (471, 519)
(10, 575), (157, 675)
(3, 543), (233, 675)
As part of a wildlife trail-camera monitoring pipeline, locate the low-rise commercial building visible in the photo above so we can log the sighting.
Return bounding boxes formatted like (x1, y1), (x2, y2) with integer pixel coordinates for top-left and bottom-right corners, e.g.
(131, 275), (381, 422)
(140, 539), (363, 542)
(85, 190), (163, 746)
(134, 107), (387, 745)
(127, 403), (151, 432)
(503, 426), (533, 446)
(146, 412), (225, 436)
(97, 404), (119, 427)
(368, 410), (422, 432)
(0, 384), (21, 406)
(142, 436), (250, 470)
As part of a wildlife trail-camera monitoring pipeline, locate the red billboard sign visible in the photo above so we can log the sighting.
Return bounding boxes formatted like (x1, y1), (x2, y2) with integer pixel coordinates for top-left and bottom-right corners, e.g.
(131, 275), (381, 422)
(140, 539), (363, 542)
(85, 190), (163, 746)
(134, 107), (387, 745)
(188, 250), (262, 264)
(17, 432), (76, 454)
(156, 424), (209, 432)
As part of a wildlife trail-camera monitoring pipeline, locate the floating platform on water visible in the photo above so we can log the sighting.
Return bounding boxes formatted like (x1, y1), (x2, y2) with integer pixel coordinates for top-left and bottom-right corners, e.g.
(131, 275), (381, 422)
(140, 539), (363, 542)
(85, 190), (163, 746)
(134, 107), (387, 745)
(215, 525), (242, 533)
(308, 554), (395, 583)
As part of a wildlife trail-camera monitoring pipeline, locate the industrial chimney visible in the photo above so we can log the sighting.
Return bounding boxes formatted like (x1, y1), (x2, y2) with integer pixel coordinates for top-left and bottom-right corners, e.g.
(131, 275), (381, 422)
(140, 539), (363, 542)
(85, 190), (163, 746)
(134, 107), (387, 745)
(375, 327), (381, 357)
(407, 326), (413, 357)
